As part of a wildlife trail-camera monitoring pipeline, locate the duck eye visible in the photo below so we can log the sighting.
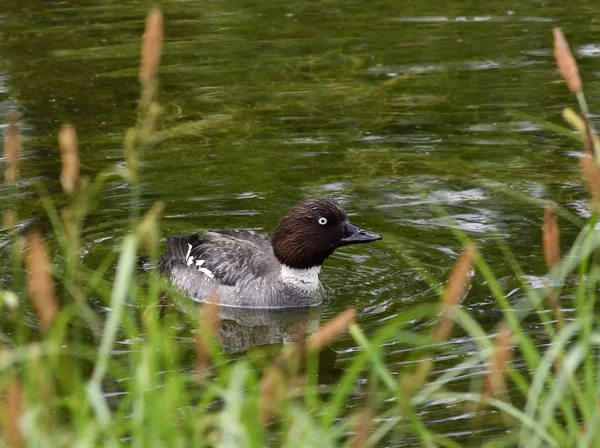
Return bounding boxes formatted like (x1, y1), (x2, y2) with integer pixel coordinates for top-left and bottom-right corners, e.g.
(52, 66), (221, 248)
(318, 217), (328, 225)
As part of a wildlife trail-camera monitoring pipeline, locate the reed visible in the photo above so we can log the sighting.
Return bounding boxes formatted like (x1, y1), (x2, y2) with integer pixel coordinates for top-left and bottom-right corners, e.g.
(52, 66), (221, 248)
(139, 8), (163, 87)
(552, 28), (582, 95)
(542, 206), (560, 269)
(483, 324), (512, 399)
(194, 294), (221, 378)
(553, 28), (600, 158)
(434, 242), (477, 342)
(579, 155), (600, 203)
(307, 307), (357, 352)
(58, 124), (80, 194)
(2, 380), (23, 448)
(25, 230), (58, 331)
(541, 206), (566, 332)
(258, 363), (282, 425)
(3, 210), (17, 230)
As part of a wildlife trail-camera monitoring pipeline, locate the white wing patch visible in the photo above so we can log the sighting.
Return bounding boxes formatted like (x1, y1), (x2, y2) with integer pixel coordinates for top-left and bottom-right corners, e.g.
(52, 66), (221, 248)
(185, 243), (193, 266)
(195, 259), (215, 279)
(185, 243), (215, 279)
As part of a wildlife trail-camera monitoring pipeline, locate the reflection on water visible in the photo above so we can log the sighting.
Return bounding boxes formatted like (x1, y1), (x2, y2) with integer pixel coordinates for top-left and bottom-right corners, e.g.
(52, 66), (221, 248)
(1, 0), (600, 443)
(216, 306), (321, 354)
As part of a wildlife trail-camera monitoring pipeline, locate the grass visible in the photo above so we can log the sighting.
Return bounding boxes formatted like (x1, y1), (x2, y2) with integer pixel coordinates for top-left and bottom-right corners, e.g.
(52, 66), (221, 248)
(1, 12), (600, 447)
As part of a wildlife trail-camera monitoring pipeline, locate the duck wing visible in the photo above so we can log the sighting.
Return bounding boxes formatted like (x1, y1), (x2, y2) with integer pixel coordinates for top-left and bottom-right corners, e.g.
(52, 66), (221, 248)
(159, 230), (277, 286)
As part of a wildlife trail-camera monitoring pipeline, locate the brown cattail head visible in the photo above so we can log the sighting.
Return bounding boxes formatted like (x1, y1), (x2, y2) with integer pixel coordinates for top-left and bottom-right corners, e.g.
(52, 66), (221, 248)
(3, 210), (17, 230)
(259, 366), (285, 425)
(139, 8), (163, 86)
(58, 124), (80, 194)
(307, 307), (357, 352)
(484, 324), (512, 398)
(3, 380), (23, 448)
(194, 291), (221, 377)
(202, 292), (221, 333)
(25, 230), (58, 331)
(434, 243), (477, 341)
(542, 206), (560, 268)
(193, 332), (210, 378)
(3, 112), (21, 184)
(258, 341), (306, 424)
(580, 154), (600, 203)
(553, 28), (582, 94)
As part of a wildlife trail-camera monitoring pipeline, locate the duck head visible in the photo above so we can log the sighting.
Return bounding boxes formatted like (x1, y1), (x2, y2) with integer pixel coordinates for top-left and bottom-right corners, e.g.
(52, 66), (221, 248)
(271, 198), (381, 269)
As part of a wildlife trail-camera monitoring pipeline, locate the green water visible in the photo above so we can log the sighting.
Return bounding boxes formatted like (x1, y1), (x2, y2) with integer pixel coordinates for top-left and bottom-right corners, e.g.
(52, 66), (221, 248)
(2, 0), (600, 443)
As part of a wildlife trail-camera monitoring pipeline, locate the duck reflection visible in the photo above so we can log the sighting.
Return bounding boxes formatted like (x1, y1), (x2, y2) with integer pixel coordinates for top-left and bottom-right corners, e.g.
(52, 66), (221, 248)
(217, 306), (321, 354)
(166, 293), (342, 382)
(215, 305), (341, 383)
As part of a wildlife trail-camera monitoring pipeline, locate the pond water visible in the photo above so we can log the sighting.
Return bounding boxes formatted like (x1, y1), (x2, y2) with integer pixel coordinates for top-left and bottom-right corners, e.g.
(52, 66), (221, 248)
(2, 0), (600, 444)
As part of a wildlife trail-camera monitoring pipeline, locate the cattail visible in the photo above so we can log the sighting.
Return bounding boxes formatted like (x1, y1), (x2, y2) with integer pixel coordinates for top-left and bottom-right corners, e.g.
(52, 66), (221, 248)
(580, 154), (600, 201)
(553, 28), (582, 94)
(542, 206), (560, 268)
(259, 338), (308, 424)
(58, 124), (79, 194)
(259, 366), (284, 425)
(434, 243), (477, 341)
(193, 333), (210, 378)
(139, 8), (163, 86)
(25, 230), (58, 331)
(3, 380), (23, 448)
(542, 207), (565, 335)
(194, 291), (221, 377)
(349, 408), (372, 448)
(3, 112), (21, 183)
(307, 307), (356, 352)
(484, 324), (512, 398)
(3, 210), (17, 230)
(203, 293), (221, 331)
(259, 347), (303, 425)
(260, 308), (357, 423)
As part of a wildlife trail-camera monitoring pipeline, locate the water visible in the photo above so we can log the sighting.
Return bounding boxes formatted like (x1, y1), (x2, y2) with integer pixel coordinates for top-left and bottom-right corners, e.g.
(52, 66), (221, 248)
(2, 0), (600, 444)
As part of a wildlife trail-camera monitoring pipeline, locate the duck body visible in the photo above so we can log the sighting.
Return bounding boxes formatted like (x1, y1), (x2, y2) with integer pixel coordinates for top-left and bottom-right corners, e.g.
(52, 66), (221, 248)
(159, 230), (325, 308)
(159, 198), (381, 309)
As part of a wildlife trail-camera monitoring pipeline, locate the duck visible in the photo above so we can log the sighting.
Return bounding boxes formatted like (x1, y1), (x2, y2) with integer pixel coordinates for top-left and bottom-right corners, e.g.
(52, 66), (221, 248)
(159, 198), (381, 309)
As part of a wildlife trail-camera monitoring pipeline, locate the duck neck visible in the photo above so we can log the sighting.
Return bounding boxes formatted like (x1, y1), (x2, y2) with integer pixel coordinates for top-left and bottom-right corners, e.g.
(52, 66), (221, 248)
(280, 264), (321, 292)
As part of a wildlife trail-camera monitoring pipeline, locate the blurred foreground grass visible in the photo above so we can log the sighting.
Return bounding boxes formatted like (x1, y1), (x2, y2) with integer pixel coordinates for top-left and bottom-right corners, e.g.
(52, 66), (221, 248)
(1, 11), (600, 447)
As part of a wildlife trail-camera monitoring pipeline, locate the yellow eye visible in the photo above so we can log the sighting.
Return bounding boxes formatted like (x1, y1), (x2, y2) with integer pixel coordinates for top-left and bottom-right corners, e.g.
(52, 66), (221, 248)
(318, 217), (327, 225)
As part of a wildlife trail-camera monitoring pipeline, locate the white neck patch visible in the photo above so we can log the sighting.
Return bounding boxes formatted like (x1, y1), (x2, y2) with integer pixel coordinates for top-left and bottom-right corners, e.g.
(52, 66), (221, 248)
(280, 264), (321, 292)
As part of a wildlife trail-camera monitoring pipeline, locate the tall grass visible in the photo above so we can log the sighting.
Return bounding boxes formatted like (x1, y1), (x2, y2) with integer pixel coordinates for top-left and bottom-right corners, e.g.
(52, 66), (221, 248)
(1, 13), (600, 447)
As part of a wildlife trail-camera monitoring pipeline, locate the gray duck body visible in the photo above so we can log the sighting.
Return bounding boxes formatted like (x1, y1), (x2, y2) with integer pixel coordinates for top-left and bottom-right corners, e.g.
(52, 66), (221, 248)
(159, 198), (381, 309)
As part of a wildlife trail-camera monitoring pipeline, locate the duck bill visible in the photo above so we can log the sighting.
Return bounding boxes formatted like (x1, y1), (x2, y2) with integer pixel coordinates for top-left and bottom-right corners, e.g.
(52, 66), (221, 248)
(339, 221), (382, 246)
